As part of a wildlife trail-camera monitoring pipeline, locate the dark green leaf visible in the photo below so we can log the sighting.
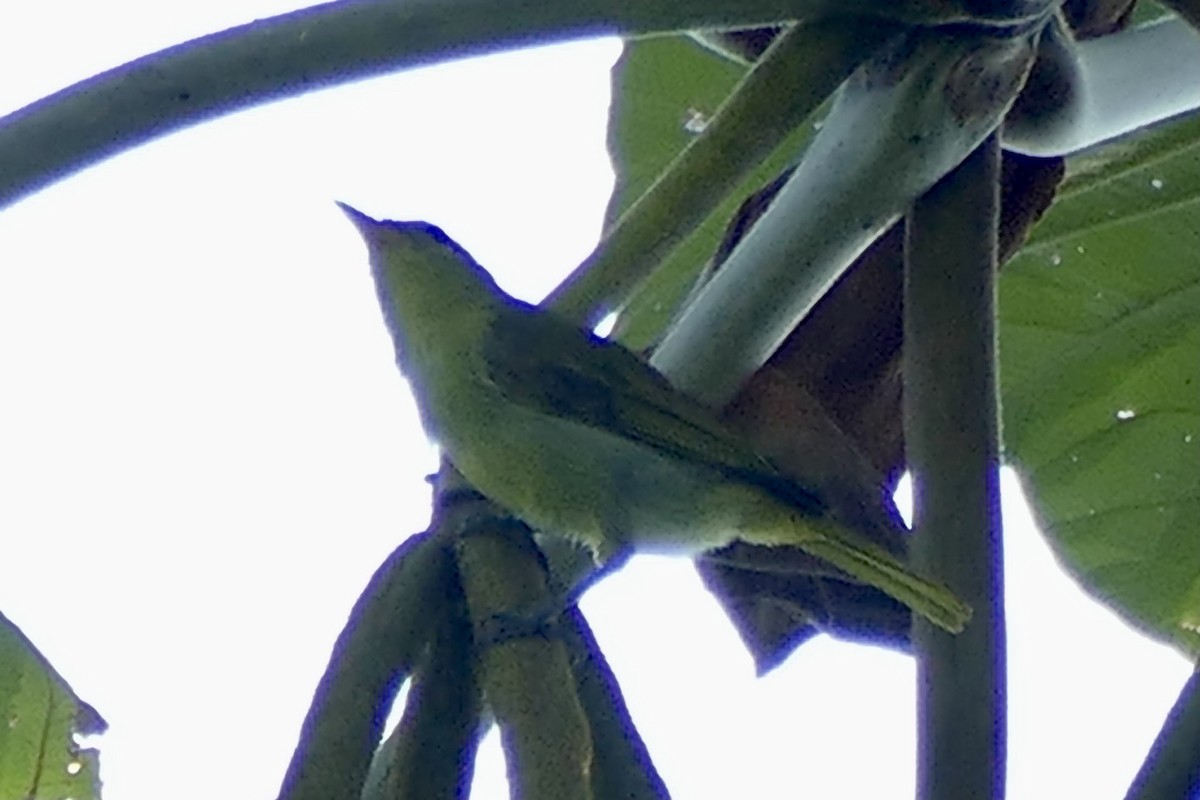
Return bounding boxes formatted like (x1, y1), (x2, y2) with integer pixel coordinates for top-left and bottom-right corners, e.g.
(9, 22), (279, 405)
(604, 36), (746, 226)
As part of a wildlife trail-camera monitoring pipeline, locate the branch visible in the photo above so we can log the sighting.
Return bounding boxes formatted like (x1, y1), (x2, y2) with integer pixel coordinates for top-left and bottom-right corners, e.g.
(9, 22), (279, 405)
(563, 607), (670, 799)
(545, 16), (902, 325)
(445, 481), (594, 800)
(651, 24), (1040, 407)
(359, 573), (484, 800)
(0, 0), (1006, 211)
(905, 133), (1006, 799)
(277, 532), (452, 800)
(1004, 16), (1200, 157)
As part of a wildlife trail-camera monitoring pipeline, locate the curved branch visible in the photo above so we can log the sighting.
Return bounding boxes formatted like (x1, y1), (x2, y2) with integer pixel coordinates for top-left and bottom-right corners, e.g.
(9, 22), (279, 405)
(0, 0), (1000, 211)
(1005, 16), (1200, 156)
(277, 532), (452, 800)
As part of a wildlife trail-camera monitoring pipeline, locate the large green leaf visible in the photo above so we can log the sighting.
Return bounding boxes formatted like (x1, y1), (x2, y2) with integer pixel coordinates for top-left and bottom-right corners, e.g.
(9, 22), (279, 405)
(0, 612), (106, 800)
(1001, 111), (1200, 656)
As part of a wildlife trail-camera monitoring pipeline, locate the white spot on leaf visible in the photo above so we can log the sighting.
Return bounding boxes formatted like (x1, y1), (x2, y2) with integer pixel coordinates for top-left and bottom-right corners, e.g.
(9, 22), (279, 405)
(682, 108), (710, 134)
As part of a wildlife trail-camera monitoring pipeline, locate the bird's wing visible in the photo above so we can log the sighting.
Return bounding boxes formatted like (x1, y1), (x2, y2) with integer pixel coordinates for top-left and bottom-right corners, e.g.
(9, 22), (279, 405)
(482, 302), (826, 516)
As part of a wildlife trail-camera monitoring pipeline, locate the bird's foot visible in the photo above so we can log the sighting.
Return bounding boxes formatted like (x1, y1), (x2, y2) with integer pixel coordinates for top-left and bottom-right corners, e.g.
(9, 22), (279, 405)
(473, 606), (568, 649)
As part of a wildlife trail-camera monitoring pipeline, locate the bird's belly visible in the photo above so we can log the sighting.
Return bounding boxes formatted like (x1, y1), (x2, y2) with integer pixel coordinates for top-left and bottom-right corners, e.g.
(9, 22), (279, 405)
(439, 401), (748, 556)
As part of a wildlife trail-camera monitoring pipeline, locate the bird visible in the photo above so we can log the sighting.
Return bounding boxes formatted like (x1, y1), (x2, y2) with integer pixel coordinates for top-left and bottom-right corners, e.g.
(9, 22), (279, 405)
(339, 203), (969, 633)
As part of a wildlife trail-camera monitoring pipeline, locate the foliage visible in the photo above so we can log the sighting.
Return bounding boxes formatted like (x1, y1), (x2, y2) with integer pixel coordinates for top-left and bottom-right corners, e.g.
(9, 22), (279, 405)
(1003, 111), (1200, 656)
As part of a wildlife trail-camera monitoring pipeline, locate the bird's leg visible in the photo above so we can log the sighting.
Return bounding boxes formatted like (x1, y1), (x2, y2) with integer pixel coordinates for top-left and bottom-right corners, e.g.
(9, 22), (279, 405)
(436, 480), (633, 648)
(473, 533), (635, 649)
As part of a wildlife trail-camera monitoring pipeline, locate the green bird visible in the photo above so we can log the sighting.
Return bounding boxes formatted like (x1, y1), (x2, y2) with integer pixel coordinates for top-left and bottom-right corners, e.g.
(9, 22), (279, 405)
(340, 204), (970, 633)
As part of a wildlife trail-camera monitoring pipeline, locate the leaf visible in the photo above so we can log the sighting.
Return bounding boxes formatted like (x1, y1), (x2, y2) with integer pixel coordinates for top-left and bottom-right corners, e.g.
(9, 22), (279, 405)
(0, 611), (106, 800)
(1001, 110), (1200, 657)
(603, 36), (746, 227)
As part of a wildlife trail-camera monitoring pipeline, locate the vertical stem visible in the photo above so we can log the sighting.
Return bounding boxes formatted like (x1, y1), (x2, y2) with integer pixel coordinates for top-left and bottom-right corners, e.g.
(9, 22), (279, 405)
(904, 133), (1006, 799)
(455, 526), (594, 800)
(442, 467), (593, 800)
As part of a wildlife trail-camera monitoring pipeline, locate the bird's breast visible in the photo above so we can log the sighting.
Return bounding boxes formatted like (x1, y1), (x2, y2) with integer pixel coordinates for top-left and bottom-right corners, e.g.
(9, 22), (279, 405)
(431, 391), (757, 556)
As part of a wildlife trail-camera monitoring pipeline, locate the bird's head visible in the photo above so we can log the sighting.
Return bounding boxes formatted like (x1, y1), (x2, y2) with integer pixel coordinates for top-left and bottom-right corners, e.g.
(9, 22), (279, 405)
(338, 202), (505, 347)
(339, 202), (499, 292)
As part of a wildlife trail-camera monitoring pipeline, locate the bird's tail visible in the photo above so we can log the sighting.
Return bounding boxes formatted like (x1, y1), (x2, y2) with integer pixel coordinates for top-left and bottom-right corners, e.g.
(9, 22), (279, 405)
(798, 529), (971, 633)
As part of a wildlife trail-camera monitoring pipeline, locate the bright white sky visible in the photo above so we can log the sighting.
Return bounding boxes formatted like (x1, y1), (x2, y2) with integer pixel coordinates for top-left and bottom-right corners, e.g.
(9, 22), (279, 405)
(0, 3), (1192, 799)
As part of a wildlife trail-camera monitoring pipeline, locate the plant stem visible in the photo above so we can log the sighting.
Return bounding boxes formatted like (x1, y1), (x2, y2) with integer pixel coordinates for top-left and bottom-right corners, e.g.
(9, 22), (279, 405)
(359, 558), (484, 800)
(1007, 15), (1200, 157)
(564, 607), (671, 799)
(1124, 664), (1200, 800)
(546, 17), (901, 326)
(0, 0), (976, 211)
(1158, 0), (1200, 36)
(652, 27), (1038, 407)
(447, 481), (594, 800)
(904, 133), (1006, 799)
(277, 532), (451, 800)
